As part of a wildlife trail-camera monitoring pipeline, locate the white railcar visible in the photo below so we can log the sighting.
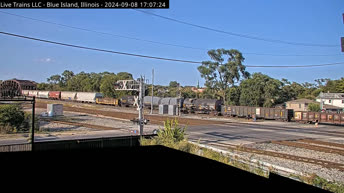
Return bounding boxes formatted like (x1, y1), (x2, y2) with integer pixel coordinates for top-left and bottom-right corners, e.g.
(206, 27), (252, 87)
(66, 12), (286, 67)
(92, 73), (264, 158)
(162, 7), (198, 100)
(28, 90), (39, 97)
(76, 92), (103, 103)
(21, 90), (30, 96)
(61, 91), (77, 101)
(38, 91), (49, 99)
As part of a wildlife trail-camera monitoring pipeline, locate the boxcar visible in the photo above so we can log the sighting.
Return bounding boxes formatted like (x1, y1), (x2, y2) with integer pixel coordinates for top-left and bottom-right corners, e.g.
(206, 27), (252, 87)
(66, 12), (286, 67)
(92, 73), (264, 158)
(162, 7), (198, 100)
(96, 97), (120, 106)
(222, 105), (293, 121)
(61, 91), (77, 101)
(49, 91), (61, 100)
(294, 111), (344, 125)
(76, 92), (103, 103)
(37, 91), (49, 99)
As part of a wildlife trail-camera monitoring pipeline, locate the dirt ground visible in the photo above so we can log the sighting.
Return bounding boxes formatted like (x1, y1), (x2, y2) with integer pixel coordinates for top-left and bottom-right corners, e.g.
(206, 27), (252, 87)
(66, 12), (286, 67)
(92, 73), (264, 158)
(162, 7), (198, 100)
(34, 102), (228, 126)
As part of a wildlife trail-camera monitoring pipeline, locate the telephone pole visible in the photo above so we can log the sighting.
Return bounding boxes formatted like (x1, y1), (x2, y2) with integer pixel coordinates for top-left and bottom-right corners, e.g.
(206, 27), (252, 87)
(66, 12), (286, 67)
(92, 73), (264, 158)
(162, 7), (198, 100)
(341, 13), (344, 52)
(150, 68), (154, 114)
(138, 76), (144, 135)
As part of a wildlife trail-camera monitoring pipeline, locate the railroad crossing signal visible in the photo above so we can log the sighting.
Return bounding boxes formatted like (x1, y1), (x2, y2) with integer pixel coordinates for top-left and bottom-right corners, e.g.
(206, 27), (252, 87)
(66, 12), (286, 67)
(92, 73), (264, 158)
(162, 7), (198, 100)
(114, 80), (141, 91)
(114, 77), (147, 136)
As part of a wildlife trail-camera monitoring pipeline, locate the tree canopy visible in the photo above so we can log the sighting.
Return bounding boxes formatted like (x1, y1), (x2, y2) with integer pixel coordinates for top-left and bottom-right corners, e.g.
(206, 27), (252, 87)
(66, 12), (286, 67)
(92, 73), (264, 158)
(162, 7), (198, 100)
(198, 49), (250, 105)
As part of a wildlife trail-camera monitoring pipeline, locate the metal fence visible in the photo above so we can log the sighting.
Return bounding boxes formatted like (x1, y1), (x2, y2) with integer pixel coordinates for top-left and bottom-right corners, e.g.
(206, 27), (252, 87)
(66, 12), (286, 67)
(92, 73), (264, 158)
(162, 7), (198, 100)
(0, 143), (32, 152)
(0, 134), (156, 152)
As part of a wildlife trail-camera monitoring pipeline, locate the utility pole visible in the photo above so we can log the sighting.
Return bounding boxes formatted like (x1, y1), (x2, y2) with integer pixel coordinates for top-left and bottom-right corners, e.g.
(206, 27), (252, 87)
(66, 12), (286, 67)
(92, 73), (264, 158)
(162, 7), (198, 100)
(138, 76), (144, 135)
(150, 68), (154, 114)
(341, 14), (344, 52)
(178, 83), (181, 116)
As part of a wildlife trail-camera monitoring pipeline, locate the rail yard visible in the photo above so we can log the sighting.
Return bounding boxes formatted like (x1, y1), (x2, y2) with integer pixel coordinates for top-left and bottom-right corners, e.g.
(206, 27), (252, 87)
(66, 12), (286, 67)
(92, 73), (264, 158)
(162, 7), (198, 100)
(1, 87), (344, 190)
(0, 98), (341, 186)
(1, 3), (343, 192)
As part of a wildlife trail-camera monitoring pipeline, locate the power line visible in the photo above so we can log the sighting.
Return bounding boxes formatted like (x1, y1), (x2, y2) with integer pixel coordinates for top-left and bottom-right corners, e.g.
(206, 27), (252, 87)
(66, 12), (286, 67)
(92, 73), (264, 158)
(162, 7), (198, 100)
(0, 11), (205, 50)
(134, 9), (339, 48)
(1, 31), (344, 68)
(0, 10), (342, 57)
(245, 62), (344, 68)
(0, 31), (201, 64)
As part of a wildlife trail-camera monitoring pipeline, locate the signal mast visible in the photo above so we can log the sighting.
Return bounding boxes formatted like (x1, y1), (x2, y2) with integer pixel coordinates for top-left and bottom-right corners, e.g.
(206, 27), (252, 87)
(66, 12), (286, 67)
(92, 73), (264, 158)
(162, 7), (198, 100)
(114, 76), (149, 135)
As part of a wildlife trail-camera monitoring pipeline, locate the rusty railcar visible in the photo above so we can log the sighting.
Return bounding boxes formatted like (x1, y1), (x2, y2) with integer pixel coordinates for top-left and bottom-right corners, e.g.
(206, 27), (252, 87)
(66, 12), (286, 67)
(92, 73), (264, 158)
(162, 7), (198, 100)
(221, 105), (293, 121)
(294, 111), (344, 125)
(48, 91), (61, 100)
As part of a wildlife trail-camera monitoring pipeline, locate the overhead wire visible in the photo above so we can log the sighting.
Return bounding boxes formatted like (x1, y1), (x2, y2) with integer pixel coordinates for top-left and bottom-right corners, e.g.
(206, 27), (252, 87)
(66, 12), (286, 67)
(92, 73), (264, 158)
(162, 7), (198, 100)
(134, 9), (339, 48)
(0, 10), (342, 57)
(1, 31), (344, 68)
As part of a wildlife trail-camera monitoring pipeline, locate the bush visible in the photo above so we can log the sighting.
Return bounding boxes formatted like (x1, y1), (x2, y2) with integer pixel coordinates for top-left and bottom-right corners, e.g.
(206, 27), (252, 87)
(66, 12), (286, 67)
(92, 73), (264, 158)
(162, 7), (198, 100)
(140, 119), (187, 147)
(0, 105), (39, 134)
(308, 103), (320, 112)
(0, 105), (25, 132)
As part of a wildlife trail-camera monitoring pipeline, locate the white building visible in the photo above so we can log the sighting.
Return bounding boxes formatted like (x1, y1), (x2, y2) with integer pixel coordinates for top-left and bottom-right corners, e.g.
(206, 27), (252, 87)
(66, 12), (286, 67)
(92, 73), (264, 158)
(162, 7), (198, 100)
(316, 92), (344, 109)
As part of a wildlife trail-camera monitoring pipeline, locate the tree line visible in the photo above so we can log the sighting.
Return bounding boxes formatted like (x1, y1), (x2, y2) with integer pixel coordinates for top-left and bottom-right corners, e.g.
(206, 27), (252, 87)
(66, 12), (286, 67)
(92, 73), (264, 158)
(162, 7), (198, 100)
(36, 48), (344, 108)
(38, 70), (198, 99)
(197, 48), (344, 107)
(38, 71), (136, 98)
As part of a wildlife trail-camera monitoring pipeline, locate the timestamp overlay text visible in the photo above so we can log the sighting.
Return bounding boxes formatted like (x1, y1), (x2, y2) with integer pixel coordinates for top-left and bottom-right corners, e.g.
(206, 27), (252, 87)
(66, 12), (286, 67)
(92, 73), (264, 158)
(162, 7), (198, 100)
(0, 0), (169, 9)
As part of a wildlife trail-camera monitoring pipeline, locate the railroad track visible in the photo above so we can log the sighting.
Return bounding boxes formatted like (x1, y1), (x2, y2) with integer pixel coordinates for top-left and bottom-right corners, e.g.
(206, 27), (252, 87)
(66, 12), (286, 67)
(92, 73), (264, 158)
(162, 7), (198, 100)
(298, 139), (344, 149)
(208, 142), (344, 171)
(271, 140), (344, 156)
(42, 119), (121, 131)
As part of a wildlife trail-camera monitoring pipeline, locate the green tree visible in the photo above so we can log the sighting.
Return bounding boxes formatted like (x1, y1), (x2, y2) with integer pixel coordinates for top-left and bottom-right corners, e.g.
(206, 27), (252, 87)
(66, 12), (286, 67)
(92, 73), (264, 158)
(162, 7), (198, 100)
(198, 49), (250, 105)
(100, 73), (118, 97)
(181, 87), (196, 98)
(227, 86), (241, 105)
(169, 81), (179, 88)
(37, 83), (52, 90)
(308, 103), (320, 112)
(281, 81), (305, 101)
(239, 73), (283, 107)
(116, 72), (133, 80)
(61, 70), (75, 88)
(336, 78), (344, 92)
(47, 74), (61, 85)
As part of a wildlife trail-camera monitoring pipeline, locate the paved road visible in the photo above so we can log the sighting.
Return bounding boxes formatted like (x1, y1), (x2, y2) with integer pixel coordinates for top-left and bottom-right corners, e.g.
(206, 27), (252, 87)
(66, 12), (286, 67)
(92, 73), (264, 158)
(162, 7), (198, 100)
(187, 121), (344, 146)
(2, 119), (344, 147)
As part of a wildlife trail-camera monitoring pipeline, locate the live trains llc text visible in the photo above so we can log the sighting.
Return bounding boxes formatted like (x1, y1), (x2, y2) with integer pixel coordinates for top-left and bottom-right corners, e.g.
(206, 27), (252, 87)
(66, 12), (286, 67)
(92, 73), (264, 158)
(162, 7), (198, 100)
(0, 2), (36, 8)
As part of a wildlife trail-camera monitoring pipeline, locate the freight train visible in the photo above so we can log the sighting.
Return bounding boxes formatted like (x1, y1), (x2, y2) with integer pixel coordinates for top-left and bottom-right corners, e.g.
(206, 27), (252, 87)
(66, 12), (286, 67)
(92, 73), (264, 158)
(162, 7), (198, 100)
(221, 105), (294, 122)
(21, 90), (344, 125)
(294, 111), (344, 125)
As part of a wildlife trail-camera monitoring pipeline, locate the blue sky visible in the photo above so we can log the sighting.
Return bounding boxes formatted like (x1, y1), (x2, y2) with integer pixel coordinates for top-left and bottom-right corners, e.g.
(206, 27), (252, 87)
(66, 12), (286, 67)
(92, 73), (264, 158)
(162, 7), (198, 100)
(0, 0), (344, 86)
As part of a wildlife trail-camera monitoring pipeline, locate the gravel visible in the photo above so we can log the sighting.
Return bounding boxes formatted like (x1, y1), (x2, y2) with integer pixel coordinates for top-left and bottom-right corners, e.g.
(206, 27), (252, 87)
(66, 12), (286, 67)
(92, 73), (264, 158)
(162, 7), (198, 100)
(231, 142), (344, 184)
